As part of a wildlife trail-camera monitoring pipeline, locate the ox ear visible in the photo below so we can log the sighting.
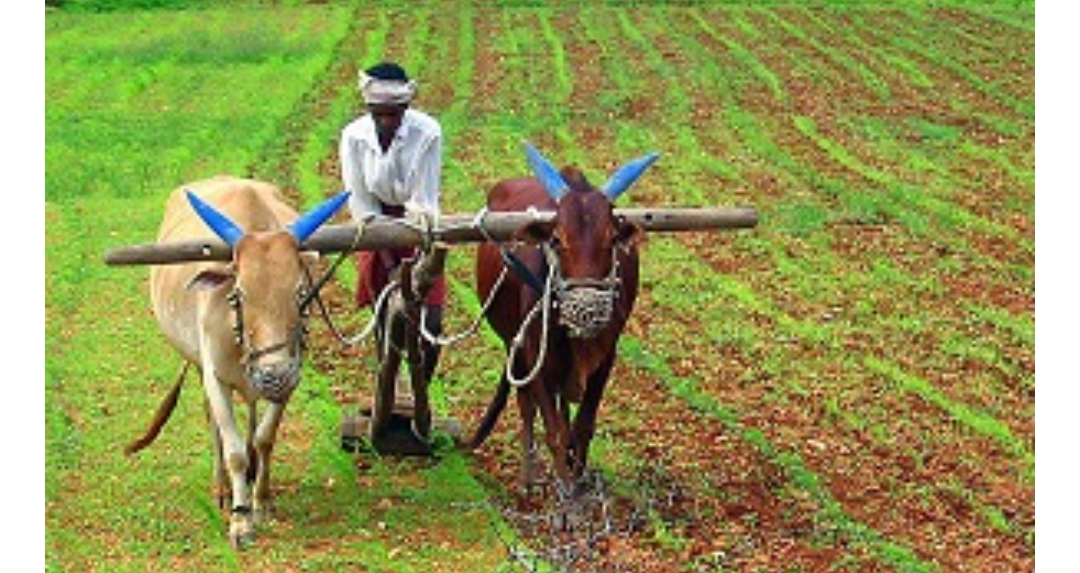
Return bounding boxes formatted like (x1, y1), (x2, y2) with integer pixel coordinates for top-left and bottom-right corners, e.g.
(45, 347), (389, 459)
(186, 267), (235, 292)
(523, 141), (569, 201)
(616, 216), (645, 250)
(299, 250), (320, 268)
(288, 191), (351, 242)
(601, 152), (661, 202)
(298, 251), (320, 278)
(186, 190), (244, 247)
(514, 219), (556, 245)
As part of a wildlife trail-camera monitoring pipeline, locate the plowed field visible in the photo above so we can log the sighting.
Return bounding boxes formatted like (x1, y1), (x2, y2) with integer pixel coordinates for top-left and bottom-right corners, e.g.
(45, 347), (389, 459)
(46, 1), (1034, 571)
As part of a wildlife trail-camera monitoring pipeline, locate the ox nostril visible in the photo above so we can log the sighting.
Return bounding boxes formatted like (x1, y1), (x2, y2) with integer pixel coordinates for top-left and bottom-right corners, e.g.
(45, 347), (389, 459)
(557, 286), (617, 338)
(248, 361), (300, 403)
(250, 361), (291, 380)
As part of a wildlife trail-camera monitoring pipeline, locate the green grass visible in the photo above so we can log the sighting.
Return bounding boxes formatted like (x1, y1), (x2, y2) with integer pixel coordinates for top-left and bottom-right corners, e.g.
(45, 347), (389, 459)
(864, 356), (1033, 478)
(45, 4), (507, 571)
(48, 0), (1033, 570)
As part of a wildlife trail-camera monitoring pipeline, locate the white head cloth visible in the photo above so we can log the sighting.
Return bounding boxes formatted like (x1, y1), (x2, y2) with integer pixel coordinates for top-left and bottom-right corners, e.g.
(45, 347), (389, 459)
(358, 72), (417, 105)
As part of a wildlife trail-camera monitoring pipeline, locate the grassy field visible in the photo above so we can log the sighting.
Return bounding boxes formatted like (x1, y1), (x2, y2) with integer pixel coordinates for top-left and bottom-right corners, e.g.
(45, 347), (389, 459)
(46, 0), (1034, 571)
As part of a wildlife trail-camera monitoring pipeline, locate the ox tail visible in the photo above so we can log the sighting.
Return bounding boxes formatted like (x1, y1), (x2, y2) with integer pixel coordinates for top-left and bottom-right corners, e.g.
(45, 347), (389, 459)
(124, 361), (190, 456)
(466, 374), (511, 450)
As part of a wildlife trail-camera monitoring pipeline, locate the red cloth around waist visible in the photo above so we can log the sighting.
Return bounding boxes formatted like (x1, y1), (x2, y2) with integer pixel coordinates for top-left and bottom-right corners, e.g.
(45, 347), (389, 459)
(354, 202), (447, 308)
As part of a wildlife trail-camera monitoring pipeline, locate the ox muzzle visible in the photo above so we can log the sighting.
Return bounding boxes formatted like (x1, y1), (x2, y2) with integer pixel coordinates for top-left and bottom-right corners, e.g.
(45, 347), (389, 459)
(545, 244), (622, 339)
(554, 278), (619, 339)
(227, 287), (306, 404)
(247, 358), (301, 404)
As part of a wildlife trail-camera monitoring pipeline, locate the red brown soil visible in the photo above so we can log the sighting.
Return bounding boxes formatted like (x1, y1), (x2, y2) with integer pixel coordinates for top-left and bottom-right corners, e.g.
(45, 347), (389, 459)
(295, 5), (1032, 572)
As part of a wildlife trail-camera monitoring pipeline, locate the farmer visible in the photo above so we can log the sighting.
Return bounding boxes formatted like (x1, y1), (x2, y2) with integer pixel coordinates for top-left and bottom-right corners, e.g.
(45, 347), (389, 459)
(338, 61), (446, 382)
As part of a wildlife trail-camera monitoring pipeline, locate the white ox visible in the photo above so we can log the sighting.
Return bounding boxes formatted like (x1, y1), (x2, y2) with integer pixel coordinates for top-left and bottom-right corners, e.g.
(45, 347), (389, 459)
(127, 175), (348, 548)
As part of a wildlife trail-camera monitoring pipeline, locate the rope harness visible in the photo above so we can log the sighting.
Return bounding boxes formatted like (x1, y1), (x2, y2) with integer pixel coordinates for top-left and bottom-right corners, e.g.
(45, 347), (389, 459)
(501, 242), (624, 387)
(546, 243), (622, 340)
(304, 210), (626, 389)
(225, 278), (311, 403)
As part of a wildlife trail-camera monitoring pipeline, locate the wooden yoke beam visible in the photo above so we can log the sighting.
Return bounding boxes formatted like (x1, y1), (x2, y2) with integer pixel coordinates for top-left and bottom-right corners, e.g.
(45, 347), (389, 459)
(103, 206), (759, 266)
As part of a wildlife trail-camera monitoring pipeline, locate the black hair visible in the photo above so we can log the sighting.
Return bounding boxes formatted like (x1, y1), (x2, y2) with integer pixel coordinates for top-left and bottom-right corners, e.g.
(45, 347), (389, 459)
(364, 62), (409, 82)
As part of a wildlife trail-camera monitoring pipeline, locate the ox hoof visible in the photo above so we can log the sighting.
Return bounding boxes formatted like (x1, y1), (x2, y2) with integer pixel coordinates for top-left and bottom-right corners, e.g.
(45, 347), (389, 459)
(229, 527), (256, 550)
(229, 507), (257, 550)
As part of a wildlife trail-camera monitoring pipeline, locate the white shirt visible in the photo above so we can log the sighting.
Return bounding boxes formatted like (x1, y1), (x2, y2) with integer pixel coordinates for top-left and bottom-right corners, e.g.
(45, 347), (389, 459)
(339, 108), (442, 221)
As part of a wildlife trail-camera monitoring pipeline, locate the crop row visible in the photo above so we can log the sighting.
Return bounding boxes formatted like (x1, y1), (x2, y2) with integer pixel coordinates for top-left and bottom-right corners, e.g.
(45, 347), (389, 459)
(364, 4), (1035, 569)
(46, 1), (1033, 570)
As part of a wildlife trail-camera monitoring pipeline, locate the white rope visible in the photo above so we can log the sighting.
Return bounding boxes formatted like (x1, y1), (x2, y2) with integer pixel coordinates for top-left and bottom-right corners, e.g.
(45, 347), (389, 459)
(327, 213), (438, 349)
(419, 264), (510, 347)
(316, 209), (557, 388)
(504, 246), (558, 388)
(335, 279), (398, 347)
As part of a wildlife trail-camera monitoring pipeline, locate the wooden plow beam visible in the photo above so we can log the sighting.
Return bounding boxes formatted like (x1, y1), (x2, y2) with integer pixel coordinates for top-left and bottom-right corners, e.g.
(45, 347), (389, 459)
(103, 206), (759, 266)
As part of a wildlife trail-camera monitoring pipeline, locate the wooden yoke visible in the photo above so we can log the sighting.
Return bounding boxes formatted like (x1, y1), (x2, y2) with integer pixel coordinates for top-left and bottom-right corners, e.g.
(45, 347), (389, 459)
(103, 207), (759, 266)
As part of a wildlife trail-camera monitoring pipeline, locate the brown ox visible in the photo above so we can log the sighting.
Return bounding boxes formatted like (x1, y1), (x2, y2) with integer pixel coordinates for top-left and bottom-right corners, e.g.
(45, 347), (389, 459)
(469, 144), (658, 498)
(126, 176), (348, 548)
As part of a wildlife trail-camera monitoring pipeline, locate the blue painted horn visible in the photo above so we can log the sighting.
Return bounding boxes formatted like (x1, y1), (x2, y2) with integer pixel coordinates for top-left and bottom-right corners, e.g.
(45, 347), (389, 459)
(185, 190), (245, 246)
(288, 190), (351, 242)
(186, 189), (351, 247)
(523, 141), (569, 201)
(600, 152), (660, 201)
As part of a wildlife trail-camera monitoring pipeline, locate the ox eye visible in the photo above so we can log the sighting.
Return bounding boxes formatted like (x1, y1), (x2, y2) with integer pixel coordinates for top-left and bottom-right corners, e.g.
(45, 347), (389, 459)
(296, 286), (311, 310)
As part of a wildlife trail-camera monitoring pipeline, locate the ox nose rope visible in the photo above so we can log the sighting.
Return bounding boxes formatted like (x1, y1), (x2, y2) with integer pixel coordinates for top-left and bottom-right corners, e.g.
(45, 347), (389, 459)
(302, 210), (619, 387)
(503, 241), (625, 386)
(504, 245), (558, 387)
(418, 264), (510, 347)
(303, 222), (392, 348)
(227, 281), (307, 403)
(307, 207), (533, 351)
(230, 287), (310, 363)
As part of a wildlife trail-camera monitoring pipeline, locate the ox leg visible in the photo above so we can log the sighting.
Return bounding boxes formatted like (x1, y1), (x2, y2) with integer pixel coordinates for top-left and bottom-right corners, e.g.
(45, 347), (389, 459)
(532, 381), (573, 500)
(252, 400), (286, 525)
(206, 396), (229, 509)
(516, 385), (539, 496)
(246, 402), (259, 485)
(202, 372), (255, 548)
(569, 355), (615, 485)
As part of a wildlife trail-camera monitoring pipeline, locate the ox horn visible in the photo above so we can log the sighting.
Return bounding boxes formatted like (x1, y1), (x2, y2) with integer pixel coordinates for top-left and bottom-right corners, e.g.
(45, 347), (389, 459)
(601, 152), (661, 201)
(185, 190), (245, 247)
(288, 190), (351, 242)
(523, 141), (569, 201)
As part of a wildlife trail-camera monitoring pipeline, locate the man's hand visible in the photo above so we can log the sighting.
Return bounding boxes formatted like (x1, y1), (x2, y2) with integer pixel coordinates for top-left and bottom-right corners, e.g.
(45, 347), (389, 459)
(353, 213), (375, 248)
(404, 200), (438, 232)
(356, 212), (376, 232)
